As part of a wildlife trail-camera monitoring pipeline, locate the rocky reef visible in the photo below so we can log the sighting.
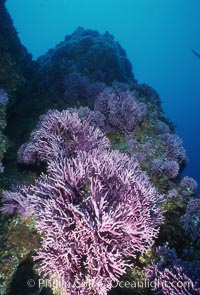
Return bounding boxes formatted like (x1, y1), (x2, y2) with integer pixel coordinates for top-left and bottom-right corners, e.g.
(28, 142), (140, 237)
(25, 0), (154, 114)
(37, 26), (135, 86)
(0, 0), (32, 93)
(0, 1), (200, 295)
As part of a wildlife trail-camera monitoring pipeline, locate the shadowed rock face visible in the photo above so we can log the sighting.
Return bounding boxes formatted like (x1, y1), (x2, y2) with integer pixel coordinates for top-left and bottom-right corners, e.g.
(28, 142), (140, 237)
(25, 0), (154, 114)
(0, 0), (36, 180)
(0, 0), (33, 94)
(37, 27), (136, 95)
(0, 0), (33, 182)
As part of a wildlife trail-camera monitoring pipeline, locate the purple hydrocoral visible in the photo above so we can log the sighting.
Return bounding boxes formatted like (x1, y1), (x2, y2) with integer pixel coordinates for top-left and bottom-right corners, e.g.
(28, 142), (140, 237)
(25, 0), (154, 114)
(18, 109), (110, 165)
(0, 162), (4, 173)
(32, 150), (162, 294)
(94, 87), (147, 133)
(146, 264), (200, 294)
(180, 176), (198, 195)
(152, 120), (171, 135)
(158, 134), (186, 164)
(75, 106), (106, 129)
(145, 244), (200, 294)
(151, 159), (180, 179)
(166, 188), (179, 199)
(127, 132), (186, 180)
(0, 89), (9, 174)
(153, 244), (179, 269)
(64, 72), (106, 106)
(181, 261), (200, 288)
(2, 149), (163, 294)
(0, 88), (9, 106)
(181, 198), (200, 245)
(165, 176), (197, 203)
(1, 186), (33, 218)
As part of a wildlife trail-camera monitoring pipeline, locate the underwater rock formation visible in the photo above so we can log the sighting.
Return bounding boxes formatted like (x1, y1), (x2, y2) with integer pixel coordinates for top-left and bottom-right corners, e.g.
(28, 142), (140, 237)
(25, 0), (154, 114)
(0, 0), (31, 179)
(37, 26), (136, 95)
(0, 0), (37, 184)
(0, 0), (33, 94)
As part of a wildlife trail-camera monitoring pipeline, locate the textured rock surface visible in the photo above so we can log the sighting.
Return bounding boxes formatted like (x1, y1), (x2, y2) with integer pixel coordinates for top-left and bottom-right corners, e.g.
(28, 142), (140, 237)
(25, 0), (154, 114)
(0, 0), (32, 94)
(38, 27), (135, 86)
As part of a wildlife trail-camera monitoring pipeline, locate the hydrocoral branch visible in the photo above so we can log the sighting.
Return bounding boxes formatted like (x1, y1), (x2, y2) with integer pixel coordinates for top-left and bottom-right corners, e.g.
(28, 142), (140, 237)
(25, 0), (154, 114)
(146, 264), (200, 295)
(18, 109), (110, 166)
(0, 88), (9, 106)
(181, 198), (200, 245)
(145, 245), (200, 294)
(30, 150), (162, 294)
(94, 87), (146, 133)
(1, 186), (33, 218)
(151, 159), (180, 179)
(0, 88), (9, 173)
(2, 149), (163, 294)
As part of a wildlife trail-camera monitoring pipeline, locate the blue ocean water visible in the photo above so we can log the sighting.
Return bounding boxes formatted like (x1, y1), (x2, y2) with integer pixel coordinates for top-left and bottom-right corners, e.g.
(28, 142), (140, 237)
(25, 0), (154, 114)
(6, 0), (200, 188)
